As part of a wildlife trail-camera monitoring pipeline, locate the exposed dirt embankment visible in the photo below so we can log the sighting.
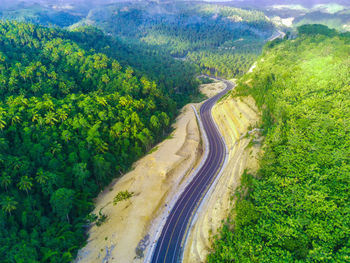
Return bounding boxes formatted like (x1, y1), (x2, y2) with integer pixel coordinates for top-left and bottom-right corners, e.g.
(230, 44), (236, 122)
(199, 81), (226, 98)
(76, 104), (202, 263)
(184, 86), (261, 263)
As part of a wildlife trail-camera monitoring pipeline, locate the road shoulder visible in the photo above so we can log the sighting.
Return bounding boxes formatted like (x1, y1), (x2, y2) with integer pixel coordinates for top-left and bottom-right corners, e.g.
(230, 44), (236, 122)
(183, 83), (262, 263)
(76, 103), (202, 263)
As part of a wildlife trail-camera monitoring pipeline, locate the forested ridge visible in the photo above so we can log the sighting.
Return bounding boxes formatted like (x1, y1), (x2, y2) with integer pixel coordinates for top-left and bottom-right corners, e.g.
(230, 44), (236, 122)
(0, 21), (188, 262)
(209, 25), (350, 262)
(0, 1), (277, 80)
(85, 2), (276, 79)
(68, 26), (199, 106)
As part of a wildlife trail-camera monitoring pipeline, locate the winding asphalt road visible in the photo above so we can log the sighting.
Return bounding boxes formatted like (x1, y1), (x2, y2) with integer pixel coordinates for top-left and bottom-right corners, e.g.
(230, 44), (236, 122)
(150, 81), (233, 263)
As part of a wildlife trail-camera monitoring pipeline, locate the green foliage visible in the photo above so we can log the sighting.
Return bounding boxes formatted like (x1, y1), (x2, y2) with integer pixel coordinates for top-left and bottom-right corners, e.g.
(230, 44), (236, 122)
(113, 190), (134, 206)
(187, 47), (260, 79)
(50, 188), (75, 222)
(293, 9), (350, 31)
(198, 76), (214, 84)
(95, 210), (108, 227)
(85, 2), (275, 80)
(69, 26), (199, 106)
(298, 24), (338, 36)
(0, 21), (177, 262)
(0, 196), (18, 215)
(209, 27), (350, 262)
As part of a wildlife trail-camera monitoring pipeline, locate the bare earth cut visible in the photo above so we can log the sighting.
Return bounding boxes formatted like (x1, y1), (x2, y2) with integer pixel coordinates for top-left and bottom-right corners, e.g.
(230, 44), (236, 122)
(76, 103), (203, 263)
(76, 79), (259, 263)
(183, 85), (261, 263)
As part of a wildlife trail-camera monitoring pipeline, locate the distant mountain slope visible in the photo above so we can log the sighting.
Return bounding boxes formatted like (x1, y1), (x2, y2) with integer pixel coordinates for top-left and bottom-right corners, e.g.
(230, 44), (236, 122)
(0, 1), (279, 79)
(0, 2), (83, 27)
(84, 1), (275, 55)
(293, 9), (350, 31)
(79, 1), (276, 78)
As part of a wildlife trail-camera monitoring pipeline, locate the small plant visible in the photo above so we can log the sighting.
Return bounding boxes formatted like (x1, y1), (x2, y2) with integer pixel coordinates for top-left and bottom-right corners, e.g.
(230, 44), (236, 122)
(113, 190), (134, 206)
(247, 139), (254, 148)
(95, 208), (108, 227)
(87, 210), (108, 227)
(147, 146), (159, 155)
(96, 213), (108, 227)
(86, 213), (98, 224)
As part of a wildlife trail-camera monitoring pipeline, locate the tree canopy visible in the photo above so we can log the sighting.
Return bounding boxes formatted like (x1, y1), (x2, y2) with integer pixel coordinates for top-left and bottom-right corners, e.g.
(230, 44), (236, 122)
(209, 25), (350, 262)
(0, 21), (180, 262)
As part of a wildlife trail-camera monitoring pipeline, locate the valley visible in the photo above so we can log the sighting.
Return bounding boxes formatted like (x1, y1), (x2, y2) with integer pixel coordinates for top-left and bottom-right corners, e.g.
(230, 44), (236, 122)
(0, 1), (349, 263)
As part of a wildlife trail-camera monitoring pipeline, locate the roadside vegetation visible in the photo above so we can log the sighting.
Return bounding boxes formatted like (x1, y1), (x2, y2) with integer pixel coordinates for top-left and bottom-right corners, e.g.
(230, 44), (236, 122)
(208, 24), (350, 262)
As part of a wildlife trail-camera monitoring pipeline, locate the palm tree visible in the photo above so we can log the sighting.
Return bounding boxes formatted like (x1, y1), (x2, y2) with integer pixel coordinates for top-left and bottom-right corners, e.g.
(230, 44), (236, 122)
(35, 169), (48, 185)
(0, 174), (11, 191)
(18, 176), (33, 195)
(45, 111), (58, 126)
(11, 115), (21, 125)
(0, 196), (18, 216)
(57, 109), (68, 122)
(31, 112), (40, 122)
(0, 137), (7, 151)
(0, 107), (6, 129)
(50, 141), (62, 155)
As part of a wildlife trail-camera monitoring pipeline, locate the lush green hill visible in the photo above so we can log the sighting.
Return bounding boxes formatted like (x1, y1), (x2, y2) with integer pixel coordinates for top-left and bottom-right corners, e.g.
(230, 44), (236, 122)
(0, 1), (279, 80)
(209, 25), (350, 262)
(0, 21), (188, 262)
(294, 9), (350, 31)
(0, 3), (200, 105)
(68, 26), (200, 106)
(83, 1), (276, 79)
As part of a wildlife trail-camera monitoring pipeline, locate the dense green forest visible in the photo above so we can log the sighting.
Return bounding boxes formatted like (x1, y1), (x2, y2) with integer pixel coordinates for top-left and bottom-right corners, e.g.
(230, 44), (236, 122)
(84, 2), (276, 79)
(0, 21), (197, 262)
(0, 1), (278, 80)
(68, 26), (199, 105)
(209, 25), (350, 262)
(187, 41), (261, 78)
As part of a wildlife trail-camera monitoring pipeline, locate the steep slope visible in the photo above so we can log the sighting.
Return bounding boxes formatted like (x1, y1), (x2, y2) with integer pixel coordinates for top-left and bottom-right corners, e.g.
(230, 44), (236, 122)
(68, 26), (199, 106)
(76, 103), (202, 263)
(184, 85), (262, 263)
(208, 25), (350, 262)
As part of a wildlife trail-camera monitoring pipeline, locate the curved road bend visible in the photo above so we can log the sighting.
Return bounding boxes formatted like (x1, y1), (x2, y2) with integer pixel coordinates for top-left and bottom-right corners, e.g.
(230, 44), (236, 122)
(150, 81), (233, 263)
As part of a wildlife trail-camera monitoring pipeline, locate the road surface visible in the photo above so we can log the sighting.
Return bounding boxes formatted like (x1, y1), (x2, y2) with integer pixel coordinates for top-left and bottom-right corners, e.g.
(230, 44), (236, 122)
(150, 81), (232, 263)
(268, 30), (286, 41)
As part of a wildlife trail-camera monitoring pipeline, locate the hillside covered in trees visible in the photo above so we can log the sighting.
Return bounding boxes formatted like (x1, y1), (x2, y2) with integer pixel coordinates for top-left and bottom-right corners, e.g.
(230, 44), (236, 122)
(208, 24), (350, 262)
(0, 21), (198, 262)
(82, 1), (276, 79)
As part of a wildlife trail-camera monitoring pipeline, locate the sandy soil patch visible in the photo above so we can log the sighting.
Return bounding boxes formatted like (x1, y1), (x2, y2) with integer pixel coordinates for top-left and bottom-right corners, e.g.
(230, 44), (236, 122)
(183, 86), (262, 263)
(199, 81), (226, 98)
(75, 80), (234, 263)
(76, 103), (202, 263)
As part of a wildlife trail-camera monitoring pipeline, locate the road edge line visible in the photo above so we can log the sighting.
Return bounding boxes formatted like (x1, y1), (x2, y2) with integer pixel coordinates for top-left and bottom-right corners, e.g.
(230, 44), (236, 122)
(143, 103), (210, 263)
(179, 86), (230, 263)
